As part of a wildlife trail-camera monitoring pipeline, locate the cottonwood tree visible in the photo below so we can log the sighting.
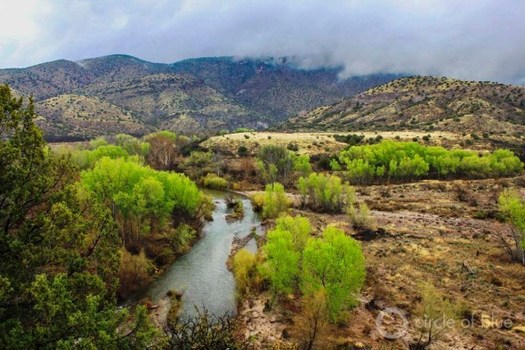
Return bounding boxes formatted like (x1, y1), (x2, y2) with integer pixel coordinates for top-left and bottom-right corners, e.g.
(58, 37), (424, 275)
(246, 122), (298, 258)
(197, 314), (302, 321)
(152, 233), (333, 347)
(498, 189), (525, 264)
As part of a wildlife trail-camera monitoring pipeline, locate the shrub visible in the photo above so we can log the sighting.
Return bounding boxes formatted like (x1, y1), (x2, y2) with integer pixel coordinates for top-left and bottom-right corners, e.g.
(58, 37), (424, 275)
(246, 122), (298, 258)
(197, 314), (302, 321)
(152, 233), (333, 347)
(237, 145), (248, 157)
(202, 173), (228, 190)
(287, 142), (299, 151)
(297, 172), (355, 213)
(250, 192), (265, 213)
(119, 249), (154, 297)
(232, 249), (259, 298)
(348, 202), (377, 231)
(262, 183), (289, 219)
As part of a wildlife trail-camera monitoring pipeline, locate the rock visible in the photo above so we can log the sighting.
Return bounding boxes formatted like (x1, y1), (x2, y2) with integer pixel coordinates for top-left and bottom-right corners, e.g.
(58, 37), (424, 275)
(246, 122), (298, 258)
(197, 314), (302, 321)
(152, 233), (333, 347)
(354, 342), (366, 349)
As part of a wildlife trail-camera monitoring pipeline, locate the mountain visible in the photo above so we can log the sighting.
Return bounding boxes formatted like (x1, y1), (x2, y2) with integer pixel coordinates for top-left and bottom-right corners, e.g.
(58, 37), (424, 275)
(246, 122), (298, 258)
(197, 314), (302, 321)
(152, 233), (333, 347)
(36, 94), (150, 140)
(283, 76), (525, 136)
(0, 55), (400, 139)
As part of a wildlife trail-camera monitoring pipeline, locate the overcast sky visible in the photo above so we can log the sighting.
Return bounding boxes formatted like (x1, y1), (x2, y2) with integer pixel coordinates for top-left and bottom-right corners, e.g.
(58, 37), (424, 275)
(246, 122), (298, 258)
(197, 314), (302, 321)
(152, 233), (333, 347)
(1, 0), (524, 84)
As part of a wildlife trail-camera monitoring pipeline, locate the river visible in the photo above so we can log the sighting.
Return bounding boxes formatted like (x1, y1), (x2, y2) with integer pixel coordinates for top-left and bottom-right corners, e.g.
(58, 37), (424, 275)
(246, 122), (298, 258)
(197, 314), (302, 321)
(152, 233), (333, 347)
(141, 190), (262, 318)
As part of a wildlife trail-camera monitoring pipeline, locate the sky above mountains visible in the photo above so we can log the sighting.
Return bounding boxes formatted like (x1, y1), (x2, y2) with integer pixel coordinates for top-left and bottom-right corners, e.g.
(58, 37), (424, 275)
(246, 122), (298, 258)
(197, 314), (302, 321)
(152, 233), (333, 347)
(1, 0), (524, 84)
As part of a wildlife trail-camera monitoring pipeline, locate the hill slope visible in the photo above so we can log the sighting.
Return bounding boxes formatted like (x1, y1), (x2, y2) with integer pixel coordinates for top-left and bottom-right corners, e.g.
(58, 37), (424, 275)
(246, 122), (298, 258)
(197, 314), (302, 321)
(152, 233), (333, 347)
(0, 55), (400, 138)
(284, 76), (525, 137)
(36, 94), (150, 139)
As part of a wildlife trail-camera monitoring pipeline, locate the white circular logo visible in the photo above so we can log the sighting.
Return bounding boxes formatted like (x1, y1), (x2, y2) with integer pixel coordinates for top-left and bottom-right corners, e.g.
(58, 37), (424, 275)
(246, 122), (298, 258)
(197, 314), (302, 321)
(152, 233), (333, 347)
(375, 307), (409, 339)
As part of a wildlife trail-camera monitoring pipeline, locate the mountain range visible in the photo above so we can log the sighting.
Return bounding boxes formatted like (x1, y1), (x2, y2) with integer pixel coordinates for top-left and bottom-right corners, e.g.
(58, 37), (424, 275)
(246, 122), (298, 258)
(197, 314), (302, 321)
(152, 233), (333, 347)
(0, 55), (400, 139)
(283, 76), (525, 135)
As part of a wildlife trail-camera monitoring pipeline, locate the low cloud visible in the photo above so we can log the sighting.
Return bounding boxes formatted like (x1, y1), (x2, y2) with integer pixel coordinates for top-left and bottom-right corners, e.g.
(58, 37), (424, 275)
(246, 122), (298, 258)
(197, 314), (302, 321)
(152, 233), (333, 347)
(1, 0), (524, 84)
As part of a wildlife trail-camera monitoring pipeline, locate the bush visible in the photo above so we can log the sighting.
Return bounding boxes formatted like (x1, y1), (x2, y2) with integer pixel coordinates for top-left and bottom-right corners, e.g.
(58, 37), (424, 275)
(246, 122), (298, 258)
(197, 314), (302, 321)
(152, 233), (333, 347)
(262, 183), (289, 219)
(119, 249), (154, 297)
(237, 145), (248, 157)
(348, 202), (377, 231)
(202, 173), (228, 190)
(250, 192), (265, 213)
(297, 172), (355, 213)
(232, 249), (259, 298)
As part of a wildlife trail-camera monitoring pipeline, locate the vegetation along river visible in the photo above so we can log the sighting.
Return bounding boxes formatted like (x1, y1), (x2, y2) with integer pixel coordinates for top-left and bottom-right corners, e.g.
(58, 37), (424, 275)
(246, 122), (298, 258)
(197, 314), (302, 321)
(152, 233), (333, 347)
(142, 190), (262, 318)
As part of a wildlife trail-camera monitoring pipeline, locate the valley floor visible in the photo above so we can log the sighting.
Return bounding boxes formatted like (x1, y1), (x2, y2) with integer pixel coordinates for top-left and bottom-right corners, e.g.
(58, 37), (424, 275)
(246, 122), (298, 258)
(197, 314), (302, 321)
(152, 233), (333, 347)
(235, 176), (525, 349)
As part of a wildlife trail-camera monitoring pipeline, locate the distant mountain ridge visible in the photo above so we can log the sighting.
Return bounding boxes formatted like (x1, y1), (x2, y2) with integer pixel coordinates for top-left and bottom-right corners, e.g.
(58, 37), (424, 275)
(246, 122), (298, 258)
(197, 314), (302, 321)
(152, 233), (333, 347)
(283, 76), (525, 135)
(0, 54), (401, 139)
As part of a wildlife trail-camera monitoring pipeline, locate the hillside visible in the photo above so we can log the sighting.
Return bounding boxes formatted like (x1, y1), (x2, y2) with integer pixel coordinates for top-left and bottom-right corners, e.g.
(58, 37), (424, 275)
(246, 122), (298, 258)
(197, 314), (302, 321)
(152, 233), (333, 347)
(284, 76), (525, 138)
(0, 55), (399, 138)
(36, 94), (150, 140)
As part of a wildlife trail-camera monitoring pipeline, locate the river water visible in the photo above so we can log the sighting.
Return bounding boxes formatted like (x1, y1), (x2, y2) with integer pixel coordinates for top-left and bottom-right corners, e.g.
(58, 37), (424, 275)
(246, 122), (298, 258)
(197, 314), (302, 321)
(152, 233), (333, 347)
(142, 191), (262, 318)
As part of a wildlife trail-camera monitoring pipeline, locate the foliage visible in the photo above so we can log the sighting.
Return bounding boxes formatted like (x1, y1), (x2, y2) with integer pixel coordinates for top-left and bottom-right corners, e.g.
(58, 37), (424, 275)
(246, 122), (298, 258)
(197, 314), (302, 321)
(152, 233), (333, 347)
(292, 154), (313, 177)
(237, 145), (248, 157)
(260, 228), (301, 296)
(80, 157), (201, 250)
(262, 183), (289, 219)
(411, 282), (457, 349)
(71, 144), (130, 169)
(145, 130), (187, 170)
(118, 249), (154, 297)
(168, 308), (243, 350)
(295, 289), (329, 350)
(335, 141), (523, 183)
(256, 145), (294, 185)
(275, 215), (312, 252)
(232, 249), (259, 298)
(169, 224), (197, 255)
(0, 85), (160, 349)
(250, 192), (266, 213)
(297, 172), (355, 213)
(202, 173), (228, 190)
(301, 226), (366, 321)
(498, 189), (525, 264)
(183, 151), (215, 180)
(348, 202), (377, 231)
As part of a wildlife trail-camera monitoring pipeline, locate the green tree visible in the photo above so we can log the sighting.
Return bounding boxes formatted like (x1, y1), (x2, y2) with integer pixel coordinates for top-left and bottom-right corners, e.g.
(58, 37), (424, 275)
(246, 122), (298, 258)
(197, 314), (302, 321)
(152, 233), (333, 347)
(301, 226), (365, 321)
(498, 189), (525, 264)
(0, 85), (160, 349)
(262, 182), (289, 219)
(260, 228), (300, 296)
(256, 145), (293, 185)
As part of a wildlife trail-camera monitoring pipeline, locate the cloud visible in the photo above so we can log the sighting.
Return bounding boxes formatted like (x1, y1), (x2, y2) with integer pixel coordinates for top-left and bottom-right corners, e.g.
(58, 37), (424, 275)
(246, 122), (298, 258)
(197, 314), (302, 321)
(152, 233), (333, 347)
(0, 0), (524, 84)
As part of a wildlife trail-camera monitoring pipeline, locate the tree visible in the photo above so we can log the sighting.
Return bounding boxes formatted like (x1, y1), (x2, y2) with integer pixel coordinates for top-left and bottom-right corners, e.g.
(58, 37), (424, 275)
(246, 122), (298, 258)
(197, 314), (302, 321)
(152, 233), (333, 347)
(411, 282), (456, 349)
(262, 182), (289, 219)
(498, 189), (525, 264)
(301, 226), (365, 321)
(297, 172), (355, 213)
(256, 145), (293, 185)
(145, 130), (182, 170)
(260, 228), (300, 296)
(0, 85), (160, 349)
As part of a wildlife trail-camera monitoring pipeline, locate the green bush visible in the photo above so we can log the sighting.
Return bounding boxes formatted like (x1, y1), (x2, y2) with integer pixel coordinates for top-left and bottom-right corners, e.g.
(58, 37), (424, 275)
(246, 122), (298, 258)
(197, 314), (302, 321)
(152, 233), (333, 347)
(202, 173), (228, 190)
(232, 249), (259, 297)
(297, 172), (355, 213)
(262, 183), (289, 219)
